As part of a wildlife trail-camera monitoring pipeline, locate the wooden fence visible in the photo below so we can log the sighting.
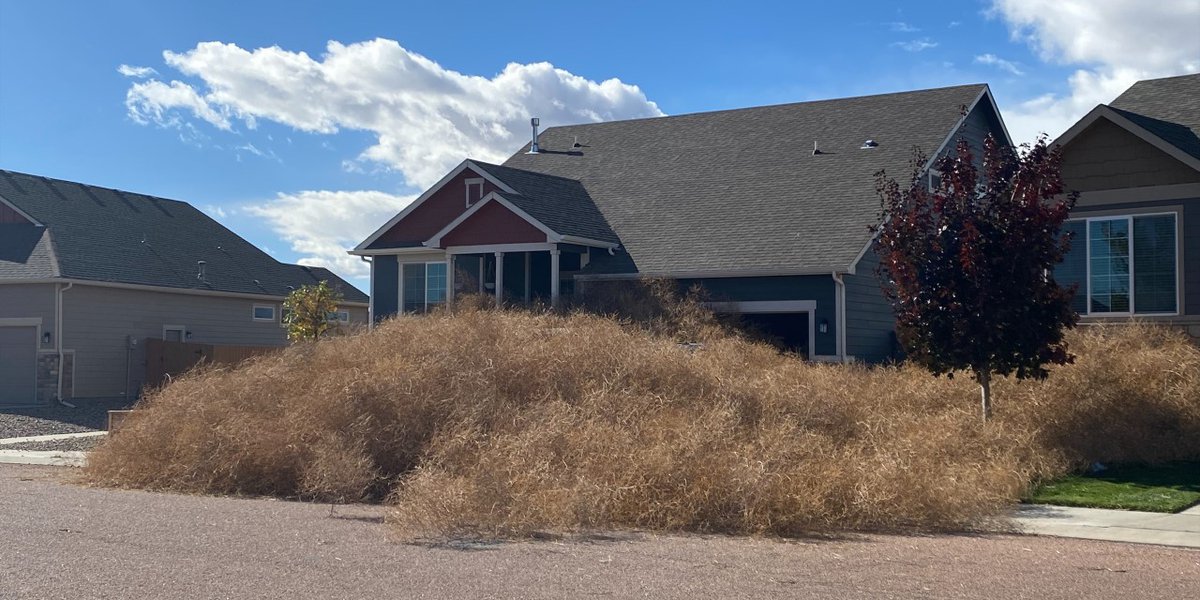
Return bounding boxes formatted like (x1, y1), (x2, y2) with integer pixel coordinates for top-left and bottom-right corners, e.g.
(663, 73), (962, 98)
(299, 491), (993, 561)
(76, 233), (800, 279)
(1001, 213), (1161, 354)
(143, 338), (280, 389)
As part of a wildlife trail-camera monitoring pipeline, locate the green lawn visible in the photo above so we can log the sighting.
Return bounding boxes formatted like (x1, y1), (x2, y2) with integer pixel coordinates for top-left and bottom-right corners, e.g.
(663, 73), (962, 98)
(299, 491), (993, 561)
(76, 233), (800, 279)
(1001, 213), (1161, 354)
(1028, 462), (1200, 513)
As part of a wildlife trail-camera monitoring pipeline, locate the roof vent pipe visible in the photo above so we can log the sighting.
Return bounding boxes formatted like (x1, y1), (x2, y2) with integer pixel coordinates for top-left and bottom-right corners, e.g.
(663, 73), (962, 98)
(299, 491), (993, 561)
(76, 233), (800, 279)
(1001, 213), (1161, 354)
(527, 117), (540, 154)
(812, 141), (822, 156)
(197, 260), (206, 281)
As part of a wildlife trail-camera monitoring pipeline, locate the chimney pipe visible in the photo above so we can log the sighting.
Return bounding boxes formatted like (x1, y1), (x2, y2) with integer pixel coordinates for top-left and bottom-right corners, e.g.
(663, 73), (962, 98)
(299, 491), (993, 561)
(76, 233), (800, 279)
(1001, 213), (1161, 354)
(527, 117), (540, 154)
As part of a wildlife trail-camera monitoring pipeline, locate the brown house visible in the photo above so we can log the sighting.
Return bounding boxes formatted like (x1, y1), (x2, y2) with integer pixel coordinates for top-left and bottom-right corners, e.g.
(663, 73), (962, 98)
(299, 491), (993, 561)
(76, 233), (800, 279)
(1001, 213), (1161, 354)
(1053, 73), (1200, 342)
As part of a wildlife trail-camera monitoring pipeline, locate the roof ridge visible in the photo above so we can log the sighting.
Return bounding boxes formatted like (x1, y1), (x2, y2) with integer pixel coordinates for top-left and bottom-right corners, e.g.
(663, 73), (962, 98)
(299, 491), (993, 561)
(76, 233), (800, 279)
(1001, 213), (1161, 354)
(470, 160), (584, 184)
(0, 168), (194, 206)
(538, 83), (988, 133)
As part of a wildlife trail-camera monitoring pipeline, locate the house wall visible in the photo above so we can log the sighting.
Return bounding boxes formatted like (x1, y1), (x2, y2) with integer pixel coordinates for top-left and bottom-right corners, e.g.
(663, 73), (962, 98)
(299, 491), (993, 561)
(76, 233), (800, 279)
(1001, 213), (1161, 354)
(843, 250), (899, 363)
(370, 168), (500, 248)
(0, 284), (57, 351)
(676, 275), (838, 356)
(60, 284), (365, 399)
(440, 201), (547, 246)
(1061, 119), (1200, 192)
(373, 255), (399, 321)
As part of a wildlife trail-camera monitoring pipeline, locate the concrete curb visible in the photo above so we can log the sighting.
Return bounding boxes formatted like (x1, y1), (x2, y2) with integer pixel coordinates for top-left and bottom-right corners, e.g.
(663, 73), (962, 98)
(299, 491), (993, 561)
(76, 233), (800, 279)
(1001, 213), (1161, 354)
(0, 450), (87, 467)
(0, 431), (107, 445)
(1013, 504), (1200, 549)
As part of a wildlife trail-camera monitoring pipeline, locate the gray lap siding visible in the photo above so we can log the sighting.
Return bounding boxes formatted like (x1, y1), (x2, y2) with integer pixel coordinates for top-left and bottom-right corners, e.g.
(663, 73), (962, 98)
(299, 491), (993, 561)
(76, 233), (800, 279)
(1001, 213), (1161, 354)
(61, 285), (298, 399)
(843, 250), (899, 363)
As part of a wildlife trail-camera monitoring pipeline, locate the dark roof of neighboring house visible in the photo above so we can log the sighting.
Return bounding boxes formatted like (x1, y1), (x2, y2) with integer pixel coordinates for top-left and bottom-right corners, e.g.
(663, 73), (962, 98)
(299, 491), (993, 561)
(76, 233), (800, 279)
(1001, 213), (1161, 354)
(469, 161), (620, 244)
(500, 83), (992, 275)
(1109, 73), (1200, 163)
(0, 169), (367, 303)
(0, 224), (58, 279)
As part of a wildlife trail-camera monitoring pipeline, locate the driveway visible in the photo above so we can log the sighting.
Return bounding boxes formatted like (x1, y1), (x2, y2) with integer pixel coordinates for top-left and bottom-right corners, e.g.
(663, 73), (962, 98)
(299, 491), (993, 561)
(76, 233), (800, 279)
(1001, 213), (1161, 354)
(2, 464), (1198, 600)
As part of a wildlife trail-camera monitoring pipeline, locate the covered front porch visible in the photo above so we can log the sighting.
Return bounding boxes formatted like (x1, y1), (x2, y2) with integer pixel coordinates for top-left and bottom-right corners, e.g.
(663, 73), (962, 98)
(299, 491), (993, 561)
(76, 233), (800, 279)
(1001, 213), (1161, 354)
(446, 243), (591, 307)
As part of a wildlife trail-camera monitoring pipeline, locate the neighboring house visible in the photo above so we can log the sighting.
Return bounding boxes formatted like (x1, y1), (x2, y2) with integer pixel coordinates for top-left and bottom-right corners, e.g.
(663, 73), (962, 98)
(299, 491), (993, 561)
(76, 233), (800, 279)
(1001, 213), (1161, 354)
(1053, 73), (1200, 343)
(0, 170), (369, 405)
(353, 84), (1011, 362)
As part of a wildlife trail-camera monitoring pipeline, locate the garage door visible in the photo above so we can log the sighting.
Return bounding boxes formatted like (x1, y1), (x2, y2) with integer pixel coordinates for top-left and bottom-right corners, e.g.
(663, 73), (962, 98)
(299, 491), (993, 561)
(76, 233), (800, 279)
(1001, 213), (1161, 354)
(0, 326), (37, 406)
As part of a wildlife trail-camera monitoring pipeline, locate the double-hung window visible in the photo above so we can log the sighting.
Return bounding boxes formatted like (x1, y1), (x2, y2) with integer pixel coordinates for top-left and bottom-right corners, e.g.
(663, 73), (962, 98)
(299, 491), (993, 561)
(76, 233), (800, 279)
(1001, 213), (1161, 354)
(1057, 213), (1178, 316)
(401, 261), (448, 313)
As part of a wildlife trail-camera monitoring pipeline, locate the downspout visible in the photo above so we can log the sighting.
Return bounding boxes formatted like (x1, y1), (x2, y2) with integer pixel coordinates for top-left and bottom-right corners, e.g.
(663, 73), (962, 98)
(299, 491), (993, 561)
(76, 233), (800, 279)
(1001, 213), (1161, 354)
(361, 256), (374, 329)
(831, 272), (847, 363)
(56, 282), (75, 406)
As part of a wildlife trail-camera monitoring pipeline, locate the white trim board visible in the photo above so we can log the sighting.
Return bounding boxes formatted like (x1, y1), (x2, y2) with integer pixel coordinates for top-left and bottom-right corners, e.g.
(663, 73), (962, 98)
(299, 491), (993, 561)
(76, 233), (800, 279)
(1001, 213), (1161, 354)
(0, 192), (42, 225)
(353, 160), (518, 252)
(706, 300), (818, 362)
(0, 279), (368, 307)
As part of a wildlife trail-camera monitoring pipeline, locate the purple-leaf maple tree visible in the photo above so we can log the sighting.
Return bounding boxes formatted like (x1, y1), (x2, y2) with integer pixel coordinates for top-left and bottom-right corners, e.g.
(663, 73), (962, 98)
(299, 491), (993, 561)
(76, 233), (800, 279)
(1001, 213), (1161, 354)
(873, 135), (1079, 421)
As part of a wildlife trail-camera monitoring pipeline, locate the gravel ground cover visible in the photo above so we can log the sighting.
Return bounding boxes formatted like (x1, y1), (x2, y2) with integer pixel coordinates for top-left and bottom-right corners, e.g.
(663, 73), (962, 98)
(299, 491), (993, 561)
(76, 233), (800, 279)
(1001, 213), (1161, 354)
(0, 398), (132, 439)
(0, 436), (104, 452)
(3, 464), (1199, 600)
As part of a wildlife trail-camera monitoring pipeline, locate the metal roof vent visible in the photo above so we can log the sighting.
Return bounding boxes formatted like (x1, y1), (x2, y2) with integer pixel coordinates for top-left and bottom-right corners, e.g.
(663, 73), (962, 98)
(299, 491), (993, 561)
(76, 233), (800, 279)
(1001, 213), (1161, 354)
(812, 141), (823, 156)
(527, 117), (540, 154)
(196, 260), (207, 281)
(861, 139), (879, 149)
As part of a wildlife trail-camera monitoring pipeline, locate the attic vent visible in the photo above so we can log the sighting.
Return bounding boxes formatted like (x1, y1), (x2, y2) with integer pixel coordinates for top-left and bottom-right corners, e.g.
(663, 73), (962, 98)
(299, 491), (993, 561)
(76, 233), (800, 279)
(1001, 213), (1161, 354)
(464, 177), (485, 207)
(196, 260), (206, 281)
(861, 139), (879, 149)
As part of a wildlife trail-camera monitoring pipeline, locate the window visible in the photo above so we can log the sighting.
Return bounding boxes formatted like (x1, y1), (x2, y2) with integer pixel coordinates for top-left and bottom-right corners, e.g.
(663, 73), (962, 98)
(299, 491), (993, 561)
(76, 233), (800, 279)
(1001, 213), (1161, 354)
(401, 261), (449, 313)
(252, 304), (276, 322)
(927, 169), (943, 192)
(464, 178), (485, 207)
(326, 310), (350, 324)
(1056, 213), (1177, 316)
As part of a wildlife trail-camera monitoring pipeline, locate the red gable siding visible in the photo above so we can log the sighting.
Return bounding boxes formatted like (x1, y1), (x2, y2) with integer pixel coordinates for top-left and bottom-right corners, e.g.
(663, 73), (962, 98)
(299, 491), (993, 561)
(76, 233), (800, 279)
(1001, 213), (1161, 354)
(0, 201), (30, 224)
(440, 200), (547, 247)
(371, 168), (500, 247)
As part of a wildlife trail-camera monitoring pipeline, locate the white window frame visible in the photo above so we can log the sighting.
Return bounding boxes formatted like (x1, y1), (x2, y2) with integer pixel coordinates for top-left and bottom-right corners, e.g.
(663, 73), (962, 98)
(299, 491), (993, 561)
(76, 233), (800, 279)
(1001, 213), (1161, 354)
(252, 304), (277, 322)
(1070, 211), (1180, 317)
(464, 177), (485, 208)
(927, 169), (942, 192)
(162, 324), (187, 341)
(398, 261), (450, 313)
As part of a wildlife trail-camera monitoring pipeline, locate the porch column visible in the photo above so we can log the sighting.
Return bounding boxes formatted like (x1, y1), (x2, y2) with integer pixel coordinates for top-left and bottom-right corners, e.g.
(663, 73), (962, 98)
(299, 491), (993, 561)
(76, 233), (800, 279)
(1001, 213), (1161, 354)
(446, 254), (455, 304)
(524, 252), (532, 303)
(494, 251), (505, 305)
(550, 248), (561, 307)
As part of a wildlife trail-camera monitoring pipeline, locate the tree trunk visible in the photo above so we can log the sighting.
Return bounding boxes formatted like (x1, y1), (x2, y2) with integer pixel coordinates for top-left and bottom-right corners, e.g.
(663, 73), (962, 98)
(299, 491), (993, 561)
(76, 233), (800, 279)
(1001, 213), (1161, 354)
(976, 368), (992, 422)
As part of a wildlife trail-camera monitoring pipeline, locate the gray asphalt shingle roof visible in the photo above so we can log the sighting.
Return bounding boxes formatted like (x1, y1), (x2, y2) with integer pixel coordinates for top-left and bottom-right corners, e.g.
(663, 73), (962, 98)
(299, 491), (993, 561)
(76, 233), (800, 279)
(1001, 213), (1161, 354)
(470, 161), (620, 244)
(1109, 73), (1200, 163)
(499, 84), (988, 275)
(0, 170), (367, 303)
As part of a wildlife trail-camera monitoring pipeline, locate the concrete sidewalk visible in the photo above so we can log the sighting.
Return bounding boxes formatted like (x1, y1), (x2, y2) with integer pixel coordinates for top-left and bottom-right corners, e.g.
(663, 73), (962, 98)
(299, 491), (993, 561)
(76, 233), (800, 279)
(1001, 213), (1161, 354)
(1013, 504), (1200, 548)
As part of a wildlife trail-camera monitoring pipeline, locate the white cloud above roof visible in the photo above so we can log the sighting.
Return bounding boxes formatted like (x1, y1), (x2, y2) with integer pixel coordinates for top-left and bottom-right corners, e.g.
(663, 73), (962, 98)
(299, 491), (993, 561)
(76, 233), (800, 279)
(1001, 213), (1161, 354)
(990, 0), (1200, 143)
(243, 189), (415, 280)
(124, 38), (663, 189)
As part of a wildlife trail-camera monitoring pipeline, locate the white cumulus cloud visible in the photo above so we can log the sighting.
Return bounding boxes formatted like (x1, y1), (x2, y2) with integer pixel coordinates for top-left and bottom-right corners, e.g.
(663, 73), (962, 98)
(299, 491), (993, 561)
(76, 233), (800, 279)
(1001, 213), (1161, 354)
(117, 64), (158, 78)
(990, 0), (1200, 143)
(243, 189), (416, 279)
(974, 53), (1025, 76)
(125, 38), (663, 188)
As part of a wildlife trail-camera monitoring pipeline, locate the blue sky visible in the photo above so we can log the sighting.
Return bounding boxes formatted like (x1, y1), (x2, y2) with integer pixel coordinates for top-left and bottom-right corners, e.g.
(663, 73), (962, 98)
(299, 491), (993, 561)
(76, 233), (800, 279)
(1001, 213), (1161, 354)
(1, 1), (1197, 288)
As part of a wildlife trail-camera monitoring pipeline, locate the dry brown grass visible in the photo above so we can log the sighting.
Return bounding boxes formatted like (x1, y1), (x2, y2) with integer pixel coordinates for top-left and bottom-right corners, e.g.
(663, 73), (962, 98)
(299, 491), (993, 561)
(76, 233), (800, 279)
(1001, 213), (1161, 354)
(85, 302), (1200, 538)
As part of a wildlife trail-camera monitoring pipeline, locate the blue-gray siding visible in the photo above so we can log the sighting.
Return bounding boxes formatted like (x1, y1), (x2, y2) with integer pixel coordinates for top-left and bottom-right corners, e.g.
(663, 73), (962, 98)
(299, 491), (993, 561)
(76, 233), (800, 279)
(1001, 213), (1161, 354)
(843, 250), (899, 362)
(373, 255), (399, 322)
(678, 275), (838, 356)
